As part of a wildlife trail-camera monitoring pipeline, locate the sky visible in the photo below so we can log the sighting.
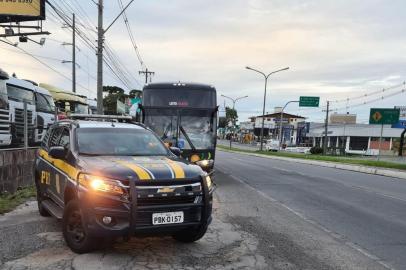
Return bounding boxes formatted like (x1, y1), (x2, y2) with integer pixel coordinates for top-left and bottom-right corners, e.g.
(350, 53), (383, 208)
(1, 0), (406, 123)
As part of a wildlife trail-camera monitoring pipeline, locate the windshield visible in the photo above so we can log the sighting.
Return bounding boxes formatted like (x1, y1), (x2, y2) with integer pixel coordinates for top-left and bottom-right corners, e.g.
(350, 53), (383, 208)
(144, 108), (216, 150)
(73, 103), (89, 114)
(76, 128), (169, 156)
(179, 114), (216, 150)
(7, 84), (34, 104)
(144, 109), (178, 145)
(35, 93), (55, 113)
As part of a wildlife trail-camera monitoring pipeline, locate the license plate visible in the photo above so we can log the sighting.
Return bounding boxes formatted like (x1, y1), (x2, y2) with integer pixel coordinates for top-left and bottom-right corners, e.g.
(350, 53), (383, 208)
(152, 211), (184, 225)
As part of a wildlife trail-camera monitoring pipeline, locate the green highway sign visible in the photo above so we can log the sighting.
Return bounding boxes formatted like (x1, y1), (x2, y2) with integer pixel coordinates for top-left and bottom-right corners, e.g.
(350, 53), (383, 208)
(299, 96), (320, 107)
(369, 108), (400, 125)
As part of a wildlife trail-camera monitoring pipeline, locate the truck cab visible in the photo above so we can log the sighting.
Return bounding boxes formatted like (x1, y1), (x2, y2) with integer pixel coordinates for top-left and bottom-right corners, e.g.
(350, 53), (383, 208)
(6, 77), (36, 145)
(0, 69), (11, 147)
(39, 83), (89, 120)
(33, 86), (55, 144)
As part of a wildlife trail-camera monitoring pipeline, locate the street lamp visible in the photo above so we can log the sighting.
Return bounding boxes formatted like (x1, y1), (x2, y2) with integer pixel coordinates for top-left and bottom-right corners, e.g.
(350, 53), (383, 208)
(221, 94), (248, 148)
(245, 66), (289, 151)
(221, 94), (249, 110)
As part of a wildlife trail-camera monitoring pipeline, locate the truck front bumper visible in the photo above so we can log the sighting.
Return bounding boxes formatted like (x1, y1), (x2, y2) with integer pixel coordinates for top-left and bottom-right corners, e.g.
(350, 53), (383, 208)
(79, 178), (213, 238)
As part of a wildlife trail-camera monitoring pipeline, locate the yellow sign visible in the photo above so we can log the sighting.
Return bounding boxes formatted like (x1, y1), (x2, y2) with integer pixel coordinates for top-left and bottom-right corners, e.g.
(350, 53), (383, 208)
(372, 112), (382, 122)
(0, 0), (42, 17)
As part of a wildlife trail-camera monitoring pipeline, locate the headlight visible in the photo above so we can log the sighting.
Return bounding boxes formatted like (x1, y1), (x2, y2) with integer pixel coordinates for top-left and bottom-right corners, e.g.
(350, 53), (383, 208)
(196, 159), (214, 168)
(78, 174), (125, 195)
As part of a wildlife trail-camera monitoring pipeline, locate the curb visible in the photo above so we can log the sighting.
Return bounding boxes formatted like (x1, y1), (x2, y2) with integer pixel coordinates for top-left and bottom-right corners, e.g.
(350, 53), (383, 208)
(218, 148), (406, 180)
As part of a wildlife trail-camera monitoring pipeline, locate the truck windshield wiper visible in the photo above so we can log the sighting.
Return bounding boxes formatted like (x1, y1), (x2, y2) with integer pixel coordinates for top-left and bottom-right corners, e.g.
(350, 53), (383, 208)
(179, 125), (196, 151)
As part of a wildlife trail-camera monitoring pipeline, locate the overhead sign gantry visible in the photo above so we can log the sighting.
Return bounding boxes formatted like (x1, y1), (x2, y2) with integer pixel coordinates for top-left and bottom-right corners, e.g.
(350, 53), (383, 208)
(0, 0), (49, 41)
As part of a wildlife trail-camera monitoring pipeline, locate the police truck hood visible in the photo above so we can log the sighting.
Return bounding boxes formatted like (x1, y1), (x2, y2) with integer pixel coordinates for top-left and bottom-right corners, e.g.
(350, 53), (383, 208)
(78, 155), (204, 181)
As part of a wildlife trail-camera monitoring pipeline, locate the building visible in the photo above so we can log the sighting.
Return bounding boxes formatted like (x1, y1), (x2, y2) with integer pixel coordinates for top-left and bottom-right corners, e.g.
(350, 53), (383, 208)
(307, 123), (404, 155)
(252, 112), (306, 145)
(330, 113), (357, 124)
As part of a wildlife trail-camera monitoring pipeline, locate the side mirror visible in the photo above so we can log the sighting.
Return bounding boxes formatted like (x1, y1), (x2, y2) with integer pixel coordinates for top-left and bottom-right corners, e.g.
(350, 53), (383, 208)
(48, 146), (67, 160)
(169, 147), (181, 157)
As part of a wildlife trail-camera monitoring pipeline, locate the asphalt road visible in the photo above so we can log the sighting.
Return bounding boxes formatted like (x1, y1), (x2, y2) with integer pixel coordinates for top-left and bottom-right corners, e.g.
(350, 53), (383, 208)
(1, 150), (404, 269)
(216, 150), (406, 270)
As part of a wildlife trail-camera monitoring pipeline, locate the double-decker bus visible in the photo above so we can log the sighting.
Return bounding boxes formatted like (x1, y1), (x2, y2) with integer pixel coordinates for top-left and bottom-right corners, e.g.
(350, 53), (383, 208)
(141, 83), (218, 172)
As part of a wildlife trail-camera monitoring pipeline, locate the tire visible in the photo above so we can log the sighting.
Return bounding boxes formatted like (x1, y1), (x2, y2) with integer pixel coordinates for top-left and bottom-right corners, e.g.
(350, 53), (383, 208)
(173, 224), (208, 243)
(35, 183), (51, 217)
(62, 200), (97, 254)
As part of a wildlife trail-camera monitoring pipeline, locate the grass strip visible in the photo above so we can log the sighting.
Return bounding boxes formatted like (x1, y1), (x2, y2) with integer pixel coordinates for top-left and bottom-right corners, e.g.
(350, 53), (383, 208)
(217, 145), (406, 171)
(0, 186), (36, 215)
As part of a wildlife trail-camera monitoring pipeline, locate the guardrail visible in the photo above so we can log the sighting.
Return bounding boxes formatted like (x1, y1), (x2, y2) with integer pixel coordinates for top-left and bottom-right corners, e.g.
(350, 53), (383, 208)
(0, 147), (38, 194)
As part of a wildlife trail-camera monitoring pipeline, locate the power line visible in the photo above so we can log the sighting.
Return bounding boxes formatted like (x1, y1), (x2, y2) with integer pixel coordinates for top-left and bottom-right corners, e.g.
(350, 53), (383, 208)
(0, 44), (65, 62)
(117, 0), (145, 69)
(1, 38), (92, 94)
(47, 0), (134, 90)
(331, 82), (406, 103)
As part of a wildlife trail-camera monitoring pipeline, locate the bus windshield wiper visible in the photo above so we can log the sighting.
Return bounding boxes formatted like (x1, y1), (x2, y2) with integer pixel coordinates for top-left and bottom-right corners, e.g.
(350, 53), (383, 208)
(162, 122), (172, 140)
(179, 125), (196, 151)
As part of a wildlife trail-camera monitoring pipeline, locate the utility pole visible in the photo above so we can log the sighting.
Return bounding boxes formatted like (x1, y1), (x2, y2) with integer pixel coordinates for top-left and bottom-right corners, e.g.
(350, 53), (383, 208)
(61, 14), (77, 93)
(323, 101), (330, 155)
(72, 13), (76, 93)
(96, 0), (104, 114)
(96, 0), (136, 114)
(139, 68), (155, 84)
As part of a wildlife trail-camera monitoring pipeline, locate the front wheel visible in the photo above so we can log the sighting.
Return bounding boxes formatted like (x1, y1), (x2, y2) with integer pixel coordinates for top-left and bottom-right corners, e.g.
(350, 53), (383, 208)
(62, 200), (97, 254)
(172, 224), (208, 243)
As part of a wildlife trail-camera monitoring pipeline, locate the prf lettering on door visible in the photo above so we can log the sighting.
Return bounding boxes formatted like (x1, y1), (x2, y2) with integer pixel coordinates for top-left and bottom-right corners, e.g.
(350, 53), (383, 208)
(41, 171), (51, 185)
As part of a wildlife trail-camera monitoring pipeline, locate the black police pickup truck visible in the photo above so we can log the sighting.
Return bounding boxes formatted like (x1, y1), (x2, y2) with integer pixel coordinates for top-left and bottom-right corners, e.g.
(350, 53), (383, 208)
(34, 115), (214, 253)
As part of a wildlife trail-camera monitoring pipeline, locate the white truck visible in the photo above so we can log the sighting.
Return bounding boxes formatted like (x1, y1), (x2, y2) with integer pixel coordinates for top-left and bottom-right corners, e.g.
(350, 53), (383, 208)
(6, 77), (37, 145)
(0, 69), (11, 147)
(33, 85), (55, 144)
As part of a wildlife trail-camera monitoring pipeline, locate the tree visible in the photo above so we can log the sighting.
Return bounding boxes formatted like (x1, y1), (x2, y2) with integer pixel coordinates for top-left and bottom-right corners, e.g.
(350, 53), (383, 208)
(129, 89), (142, 98)
(218, 117), (227, 128)
(103, 86), (127, 115)
(225, 107), (238, 127)
(103, 85), (124, 95)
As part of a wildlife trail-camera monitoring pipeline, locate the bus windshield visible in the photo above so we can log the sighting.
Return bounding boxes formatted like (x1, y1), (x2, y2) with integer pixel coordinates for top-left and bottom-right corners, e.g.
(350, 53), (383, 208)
(179, 111), (216, 150)
(144, 109), (216, 150)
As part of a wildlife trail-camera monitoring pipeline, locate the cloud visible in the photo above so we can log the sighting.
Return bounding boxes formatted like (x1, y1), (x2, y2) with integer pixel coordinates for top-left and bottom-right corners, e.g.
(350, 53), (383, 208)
(1, 0), (405, 122)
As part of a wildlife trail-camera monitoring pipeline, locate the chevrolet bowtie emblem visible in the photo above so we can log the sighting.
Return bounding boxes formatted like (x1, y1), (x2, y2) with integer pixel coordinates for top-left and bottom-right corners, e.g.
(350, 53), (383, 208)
(158, 187), (175, 193)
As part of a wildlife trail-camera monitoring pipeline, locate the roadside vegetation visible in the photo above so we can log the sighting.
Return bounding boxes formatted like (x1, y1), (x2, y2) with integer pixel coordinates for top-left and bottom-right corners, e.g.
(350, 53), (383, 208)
(217, 145), (406, 171)
(0, 186), (36, 215)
